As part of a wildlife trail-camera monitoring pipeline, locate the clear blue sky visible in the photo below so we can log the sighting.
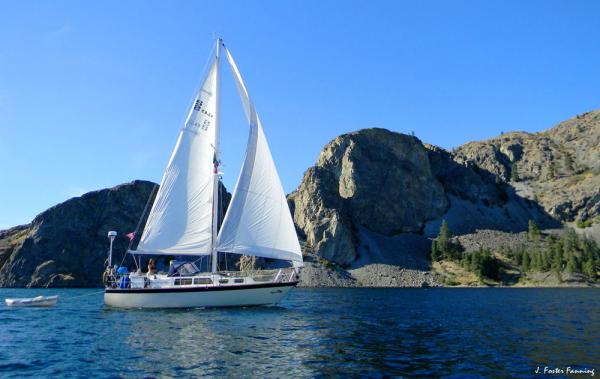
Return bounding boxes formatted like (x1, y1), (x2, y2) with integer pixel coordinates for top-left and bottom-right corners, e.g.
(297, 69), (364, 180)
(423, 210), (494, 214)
(1, 0), (600, 229)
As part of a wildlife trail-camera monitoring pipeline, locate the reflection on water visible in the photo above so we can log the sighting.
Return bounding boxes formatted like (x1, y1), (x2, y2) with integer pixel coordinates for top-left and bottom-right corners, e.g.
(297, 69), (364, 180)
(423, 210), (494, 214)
(0, 288), (598, 377)
(121, 306), (314, 377)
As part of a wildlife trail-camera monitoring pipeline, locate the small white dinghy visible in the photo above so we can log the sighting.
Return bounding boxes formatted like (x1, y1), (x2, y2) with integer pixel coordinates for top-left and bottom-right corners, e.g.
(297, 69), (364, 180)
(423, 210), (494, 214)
(5, 295), (59, 307)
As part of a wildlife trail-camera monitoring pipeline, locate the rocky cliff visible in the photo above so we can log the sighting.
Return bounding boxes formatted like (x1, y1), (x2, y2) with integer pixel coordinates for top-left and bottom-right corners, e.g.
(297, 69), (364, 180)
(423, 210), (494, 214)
(454, 109), (600, 222)
(289, 128), (556, 271)
(0, 180), (231, 288)
(289, 129), (447, 266)
(291, 110), (600, 286)
(0, 181), (157, 287)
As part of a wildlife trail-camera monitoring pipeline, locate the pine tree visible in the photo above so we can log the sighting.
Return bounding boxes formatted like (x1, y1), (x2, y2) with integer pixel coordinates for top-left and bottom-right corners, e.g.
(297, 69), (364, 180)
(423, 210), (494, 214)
(511, 163), (520, 182)
(431, 240), (440, 262)
(541, 251), (551, 271)
(564, 228), (578, 253)
(531, 249), (541, 271)
(469, 249), (480, 273)
(479, 249), (500, 280)
(528, 220), (540, 242)
(551, 247), (562, 273)
(554, 239), (565, 267)
(582, 259), (596, 280)
(566, 255), (577, 273)
(514, 247), (523, 266)
(460, 253), (470, 269)
(438, 220), (451, 259)
(522, 251), (531, 272)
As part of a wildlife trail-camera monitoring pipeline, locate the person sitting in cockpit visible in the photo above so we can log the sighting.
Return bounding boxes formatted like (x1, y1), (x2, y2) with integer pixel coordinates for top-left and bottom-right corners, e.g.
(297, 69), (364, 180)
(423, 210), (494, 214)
(147, 258), (157, 278)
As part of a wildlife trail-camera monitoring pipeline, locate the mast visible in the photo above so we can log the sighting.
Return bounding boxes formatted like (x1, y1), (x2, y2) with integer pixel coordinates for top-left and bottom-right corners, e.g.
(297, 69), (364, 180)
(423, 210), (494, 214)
(211, 38), (222, 273)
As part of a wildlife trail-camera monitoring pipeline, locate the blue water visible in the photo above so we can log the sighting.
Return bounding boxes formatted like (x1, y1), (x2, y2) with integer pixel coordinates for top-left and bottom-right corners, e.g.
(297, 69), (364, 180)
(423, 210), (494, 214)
(0, 288), (598, 378)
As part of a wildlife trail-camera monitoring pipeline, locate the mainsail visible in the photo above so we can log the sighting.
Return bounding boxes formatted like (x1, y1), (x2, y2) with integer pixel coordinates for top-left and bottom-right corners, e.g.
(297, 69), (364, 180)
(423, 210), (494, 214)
(135, 56), (220, 256)
(216, 47), (303, 265)
(133, 39), (302, 267)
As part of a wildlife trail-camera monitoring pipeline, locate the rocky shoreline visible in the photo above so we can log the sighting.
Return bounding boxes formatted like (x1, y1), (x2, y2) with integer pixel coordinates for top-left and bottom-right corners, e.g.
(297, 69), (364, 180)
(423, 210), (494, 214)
(297, 261), (597, 288)
(297, 254), (442, 288)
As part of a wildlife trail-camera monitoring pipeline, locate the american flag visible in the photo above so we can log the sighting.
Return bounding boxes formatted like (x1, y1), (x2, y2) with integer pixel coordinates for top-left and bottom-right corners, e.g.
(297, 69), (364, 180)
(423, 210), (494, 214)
(213, 153), (221, 174)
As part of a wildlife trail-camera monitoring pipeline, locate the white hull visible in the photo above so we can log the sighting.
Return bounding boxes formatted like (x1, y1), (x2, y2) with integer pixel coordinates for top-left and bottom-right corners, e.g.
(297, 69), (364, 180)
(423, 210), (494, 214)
(104, 283), (294, 308)
(5, 295), (59, 307)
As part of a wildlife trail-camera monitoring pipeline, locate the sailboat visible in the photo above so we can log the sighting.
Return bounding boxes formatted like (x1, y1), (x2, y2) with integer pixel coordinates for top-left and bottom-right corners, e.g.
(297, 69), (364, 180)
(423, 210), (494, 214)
(103, 38), (303, 308)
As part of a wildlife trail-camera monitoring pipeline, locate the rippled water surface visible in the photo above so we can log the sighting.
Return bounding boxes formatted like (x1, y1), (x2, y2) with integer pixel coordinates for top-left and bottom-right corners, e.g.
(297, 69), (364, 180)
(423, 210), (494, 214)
(1, 288), (598, 378)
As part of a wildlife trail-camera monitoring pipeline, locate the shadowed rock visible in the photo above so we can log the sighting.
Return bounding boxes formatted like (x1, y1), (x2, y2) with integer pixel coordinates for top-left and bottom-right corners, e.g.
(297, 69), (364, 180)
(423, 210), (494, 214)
(0, 181), (158, 287)
(0, 180), (231, 288)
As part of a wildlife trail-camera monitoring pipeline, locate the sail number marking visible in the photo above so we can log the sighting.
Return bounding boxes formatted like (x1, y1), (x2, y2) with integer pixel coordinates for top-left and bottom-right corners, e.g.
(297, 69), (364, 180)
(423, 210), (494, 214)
(186, 97), (214, 133)
(193, 99), (214, 118)
(188, 119), (210, 133)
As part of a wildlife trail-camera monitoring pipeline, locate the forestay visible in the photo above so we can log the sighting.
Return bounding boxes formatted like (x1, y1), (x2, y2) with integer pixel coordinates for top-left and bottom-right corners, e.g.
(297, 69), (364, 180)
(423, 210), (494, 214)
(216, 47), (303, 265)
(135, 58), (219, 256)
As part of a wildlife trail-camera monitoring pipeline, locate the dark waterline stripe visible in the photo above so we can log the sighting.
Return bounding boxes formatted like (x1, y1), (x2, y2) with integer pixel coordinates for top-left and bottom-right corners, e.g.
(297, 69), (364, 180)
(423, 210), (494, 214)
(105, 281), (297, 294)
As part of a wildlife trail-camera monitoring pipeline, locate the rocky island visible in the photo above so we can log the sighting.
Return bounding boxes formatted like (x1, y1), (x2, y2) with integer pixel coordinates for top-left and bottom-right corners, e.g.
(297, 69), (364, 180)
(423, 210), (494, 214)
(1, 109), (599, 287)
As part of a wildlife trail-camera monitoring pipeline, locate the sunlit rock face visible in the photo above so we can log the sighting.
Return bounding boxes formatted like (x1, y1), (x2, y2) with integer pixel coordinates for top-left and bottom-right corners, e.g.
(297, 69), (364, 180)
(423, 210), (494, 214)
(289, 128), (448, 266)
(454, 109), (600, 221)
